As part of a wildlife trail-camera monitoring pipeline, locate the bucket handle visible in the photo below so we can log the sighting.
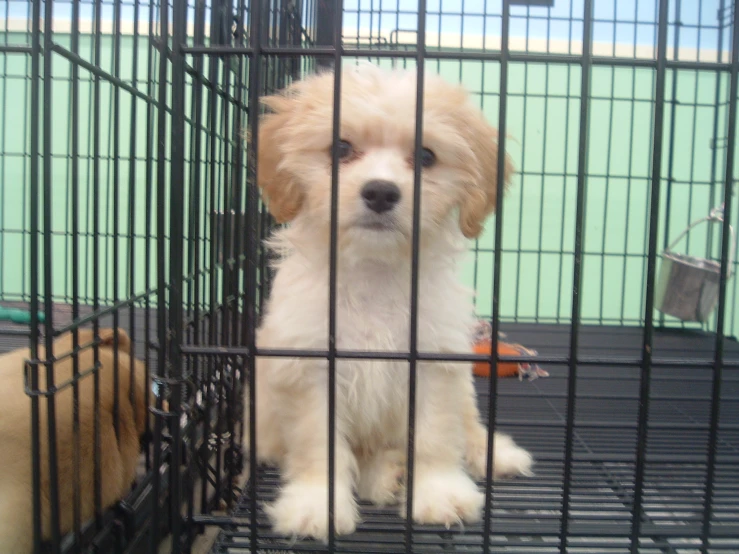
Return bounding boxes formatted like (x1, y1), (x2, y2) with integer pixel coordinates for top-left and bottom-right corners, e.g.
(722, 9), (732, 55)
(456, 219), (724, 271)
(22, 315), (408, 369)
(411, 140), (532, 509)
(664, 204), (736, 277)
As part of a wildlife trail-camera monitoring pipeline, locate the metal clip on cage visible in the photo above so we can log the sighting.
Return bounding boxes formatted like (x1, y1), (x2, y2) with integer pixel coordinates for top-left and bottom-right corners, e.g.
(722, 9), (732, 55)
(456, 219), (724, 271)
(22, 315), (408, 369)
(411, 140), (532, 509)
(655, 204), (736, 323)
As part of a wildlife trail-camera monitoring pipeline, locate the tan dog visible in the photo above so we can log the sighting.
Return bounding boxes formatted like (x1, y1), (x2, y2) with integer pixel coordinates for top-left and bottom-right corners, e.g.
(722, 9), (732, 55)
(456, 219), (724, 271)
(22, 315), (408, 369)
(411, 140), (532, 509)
(0, 328), (149, 552)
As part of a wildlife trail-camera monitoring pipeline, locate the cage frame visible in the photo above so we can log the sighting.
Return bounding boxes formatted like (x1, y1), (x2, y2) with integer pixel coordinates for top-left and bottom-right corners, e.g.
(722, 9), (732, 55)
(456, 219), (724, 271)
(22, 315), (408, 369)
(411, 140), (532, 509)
(2, 0), (739, 552)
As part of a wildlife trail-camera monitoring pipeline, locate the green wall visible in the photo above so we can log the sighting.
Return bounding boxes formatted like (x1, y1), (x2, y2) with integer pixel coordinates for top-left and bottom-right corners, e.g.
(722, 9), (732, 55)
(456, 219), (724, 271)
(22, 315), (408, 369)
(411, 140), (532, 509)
(2, 31), (738, 334)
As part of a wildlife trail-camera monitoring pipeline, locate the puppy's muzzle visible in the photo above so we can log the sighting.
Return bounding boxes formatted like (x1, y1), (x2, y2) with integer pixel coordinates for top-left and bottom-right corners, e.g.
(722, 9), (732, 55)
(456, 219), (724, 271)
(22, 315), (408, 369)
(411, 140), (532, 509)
(361, 180), (401, 213)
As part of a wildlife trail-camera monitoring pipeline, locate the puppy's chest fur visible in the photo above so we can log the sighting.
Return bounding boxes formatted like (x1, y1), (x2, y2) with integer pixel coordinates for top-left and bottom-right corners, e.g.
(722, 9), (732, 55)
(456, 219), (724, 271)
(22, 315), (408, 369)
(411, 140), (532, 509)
(263, 256), (473, 442)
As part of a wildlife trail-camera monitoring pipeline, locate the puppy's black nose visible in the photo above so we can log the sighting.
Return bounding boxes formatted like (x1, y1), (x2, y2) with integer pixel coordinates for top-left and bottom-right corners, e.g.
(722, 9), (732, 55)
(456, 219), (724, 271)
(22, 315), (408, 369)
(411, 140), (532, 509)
(361, 180), (401, 213)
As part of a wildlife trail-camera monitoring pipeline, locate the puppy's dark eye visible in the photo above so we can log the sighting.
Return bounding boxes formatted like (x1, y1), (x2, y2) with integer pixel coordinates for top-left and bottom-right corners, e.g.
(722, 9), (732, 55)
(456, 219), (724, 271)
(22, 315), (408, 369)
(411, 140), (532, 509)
(420, 148), (436, 168)
(336, 139), (354, 160)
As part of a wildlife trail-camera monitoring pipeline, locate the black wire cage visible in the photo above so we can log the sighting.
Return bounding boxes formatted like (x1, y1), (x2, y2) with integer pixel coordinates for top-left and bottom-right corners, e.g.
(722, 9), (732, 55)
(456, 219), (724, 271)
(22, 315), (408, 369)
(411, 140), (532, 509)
(2, 0), (739, 552)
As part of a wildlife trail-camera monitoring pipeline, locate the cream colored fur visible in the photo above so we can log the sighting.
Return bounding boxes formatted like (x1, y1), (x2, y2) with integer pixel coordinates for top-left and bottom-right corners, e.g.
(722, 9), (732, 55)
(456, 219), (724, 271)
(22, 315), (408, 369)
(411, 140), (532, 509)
(0, 328), (148, 553)
(244, 64), (533, 542)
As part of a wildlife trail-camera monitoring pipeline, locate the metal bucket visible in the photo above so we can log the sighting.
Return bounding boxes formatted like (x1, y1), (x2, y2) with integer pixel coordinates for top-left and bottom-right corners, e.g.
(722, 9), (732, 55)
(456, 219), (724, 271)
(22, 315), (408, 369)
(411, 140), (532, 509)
(655, 207), (735, 323)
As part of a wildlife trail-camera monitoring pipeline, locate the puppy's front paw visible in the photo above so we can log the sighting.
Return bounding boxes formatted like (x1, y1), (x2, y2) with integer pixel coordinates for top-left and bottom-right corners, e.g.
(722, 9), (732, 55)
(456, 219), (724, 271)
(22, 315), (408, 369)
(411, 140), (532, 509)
(266, 480), (358, 541)
(406, 468), (484, 527)
(466, 426), (534, 480)
(357, 449), (406, 505)
(492, 432), (534, 479)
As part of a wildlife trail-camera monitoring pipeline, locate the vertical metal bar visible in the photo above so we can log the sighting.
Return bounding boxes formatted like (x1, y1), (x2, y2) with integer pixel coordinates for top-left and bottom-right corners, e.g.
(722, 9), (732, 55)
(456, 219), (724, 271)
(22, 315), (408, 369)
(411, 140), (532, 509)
(328, 0), (344, 548)
(151, 0), (170, 546)
(230, 0), (248, 353)
(247, 1), (264, 551)
(228, 0), (248, 511)
(202, 9), (217, 515)
(707, 0), (728, 277)
(471, 0), (487, 317)
(128, 0), (141, 414)
(558, 0), (592, 550)
(317, 0), (336, 70)
(0, 2), (6, 297)
(215, 52), (232, 512)
(70, 0), (82, 543)
(700, 2), (739, 549)
(275, 0), (284, 89)
(111, 0), (123, 441)
(169, 0), (188, 549)
(534, 56), (551, 321)
(204, 1), (220, 515)
(405, 1), (426, 552)
(599, 8), (618, 324)
(620, 0), (643, 325)
(556, 0), (577, 324)
(28, 0), (42, 548)
(233, 0), (248, 347)
(41, 0), (60, 548)
(659, 0), (683, 329)
(685, 69), (704, 288)
(205, 0), (218, 510)
(216, 58), (232, 505)
(187, 0), (206, 536)
(482, 0), (510, 550)
(514, 56), (528, 322)
(142, 0), (157, 474)
(630, 0), (670, 550)
(92, 0), (103, 530)
(219, 59), (234, 355)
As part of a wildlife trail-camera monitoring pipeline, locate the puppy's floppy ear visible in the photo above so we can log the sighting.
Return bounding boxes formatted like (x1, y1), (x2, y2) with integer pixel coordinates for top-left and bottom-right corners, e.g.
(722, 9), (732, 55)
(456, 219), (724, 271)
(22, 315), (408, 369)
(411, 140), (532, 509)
(252, 93), (305, 223)
(97, 327), (133, 356)
(456, 109), (514, 239)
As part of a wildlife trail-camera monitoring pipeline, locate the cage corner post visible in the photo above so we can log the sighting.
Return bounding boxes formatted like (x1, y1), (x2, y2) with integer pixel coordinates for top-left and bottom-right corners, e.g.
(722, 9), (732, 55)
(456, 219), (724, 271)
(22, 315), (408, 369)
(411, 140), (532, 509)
(167, 0), (189, 550)
(28, 0), (45, 550)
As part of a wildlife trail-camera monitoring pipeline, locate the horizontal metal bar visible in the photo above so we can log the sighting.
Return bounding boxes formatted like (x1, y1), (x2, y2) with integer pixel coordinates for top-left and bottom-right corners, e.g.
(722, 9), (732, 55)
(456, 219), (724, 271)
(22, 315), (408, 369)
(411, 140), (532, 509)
(194, 517), (739, 539)
(24, 363), (99, 397)
(181, 44), (734, 70)
(177, 344), (739, 369)
(514, 453), (739, 464)
(0, 44), (33, 54)
(51, 42), (159, 107)
(492, 418), (739, 431)
(0, 328), (33, 337)
(52, 288), (158, 336)
(484, 391), (739, 401)
(49, 42), (219, 137)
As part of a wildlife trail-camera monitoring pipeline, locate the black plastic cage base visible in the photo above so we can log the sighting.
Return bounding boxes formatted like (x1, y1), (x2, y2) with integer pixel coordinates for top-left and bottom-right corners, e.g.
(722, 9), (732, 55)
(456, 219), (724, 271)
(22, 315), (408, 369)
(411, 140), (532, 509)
(209, 324), (739, 554)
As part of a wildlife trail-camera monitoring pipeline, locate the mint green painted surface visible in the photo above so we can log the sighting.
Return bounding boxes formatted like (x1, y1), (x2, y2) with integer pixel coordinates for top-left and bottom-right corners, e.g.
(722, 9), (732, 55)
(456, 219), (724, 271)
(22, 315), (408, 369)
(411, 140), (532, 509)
(2, 31), (739, 335)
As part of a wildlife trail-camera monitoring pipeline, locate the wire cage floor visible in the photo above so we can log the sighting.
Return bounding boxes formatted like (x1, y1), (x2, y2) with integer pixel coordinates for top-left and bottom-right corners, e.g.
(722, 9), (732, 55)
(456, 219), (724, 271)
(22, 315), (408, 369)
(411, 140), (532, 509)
(202, 324), (739, 554)
(4, 310), (739, 553)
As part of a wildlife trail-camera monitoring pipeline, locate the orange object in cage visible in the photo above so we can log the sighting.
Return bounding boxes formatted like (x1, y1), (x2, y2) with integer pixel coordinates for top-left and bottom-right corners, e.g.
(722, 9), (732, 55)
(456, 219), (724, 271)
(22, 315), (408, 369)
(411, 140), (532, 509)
(472, 340), (528, 378)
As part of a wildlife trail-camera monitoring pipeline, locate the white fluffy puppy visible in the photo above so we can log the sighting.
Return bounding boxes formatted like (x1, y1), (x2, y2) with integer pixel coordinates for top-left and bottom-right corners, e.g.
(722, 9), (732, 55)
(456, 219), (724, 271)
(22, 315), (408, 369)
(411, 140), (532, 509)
(245, 63), (533, 541)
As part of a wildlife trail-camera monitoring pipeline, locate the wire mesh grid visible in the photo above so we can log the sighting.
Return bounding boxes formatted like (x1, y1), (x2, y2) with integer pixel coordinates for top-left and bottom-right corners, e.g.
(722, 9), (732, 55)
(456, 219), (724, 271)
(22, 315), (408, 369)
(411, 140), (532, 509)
(1, 0), (739, 553)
